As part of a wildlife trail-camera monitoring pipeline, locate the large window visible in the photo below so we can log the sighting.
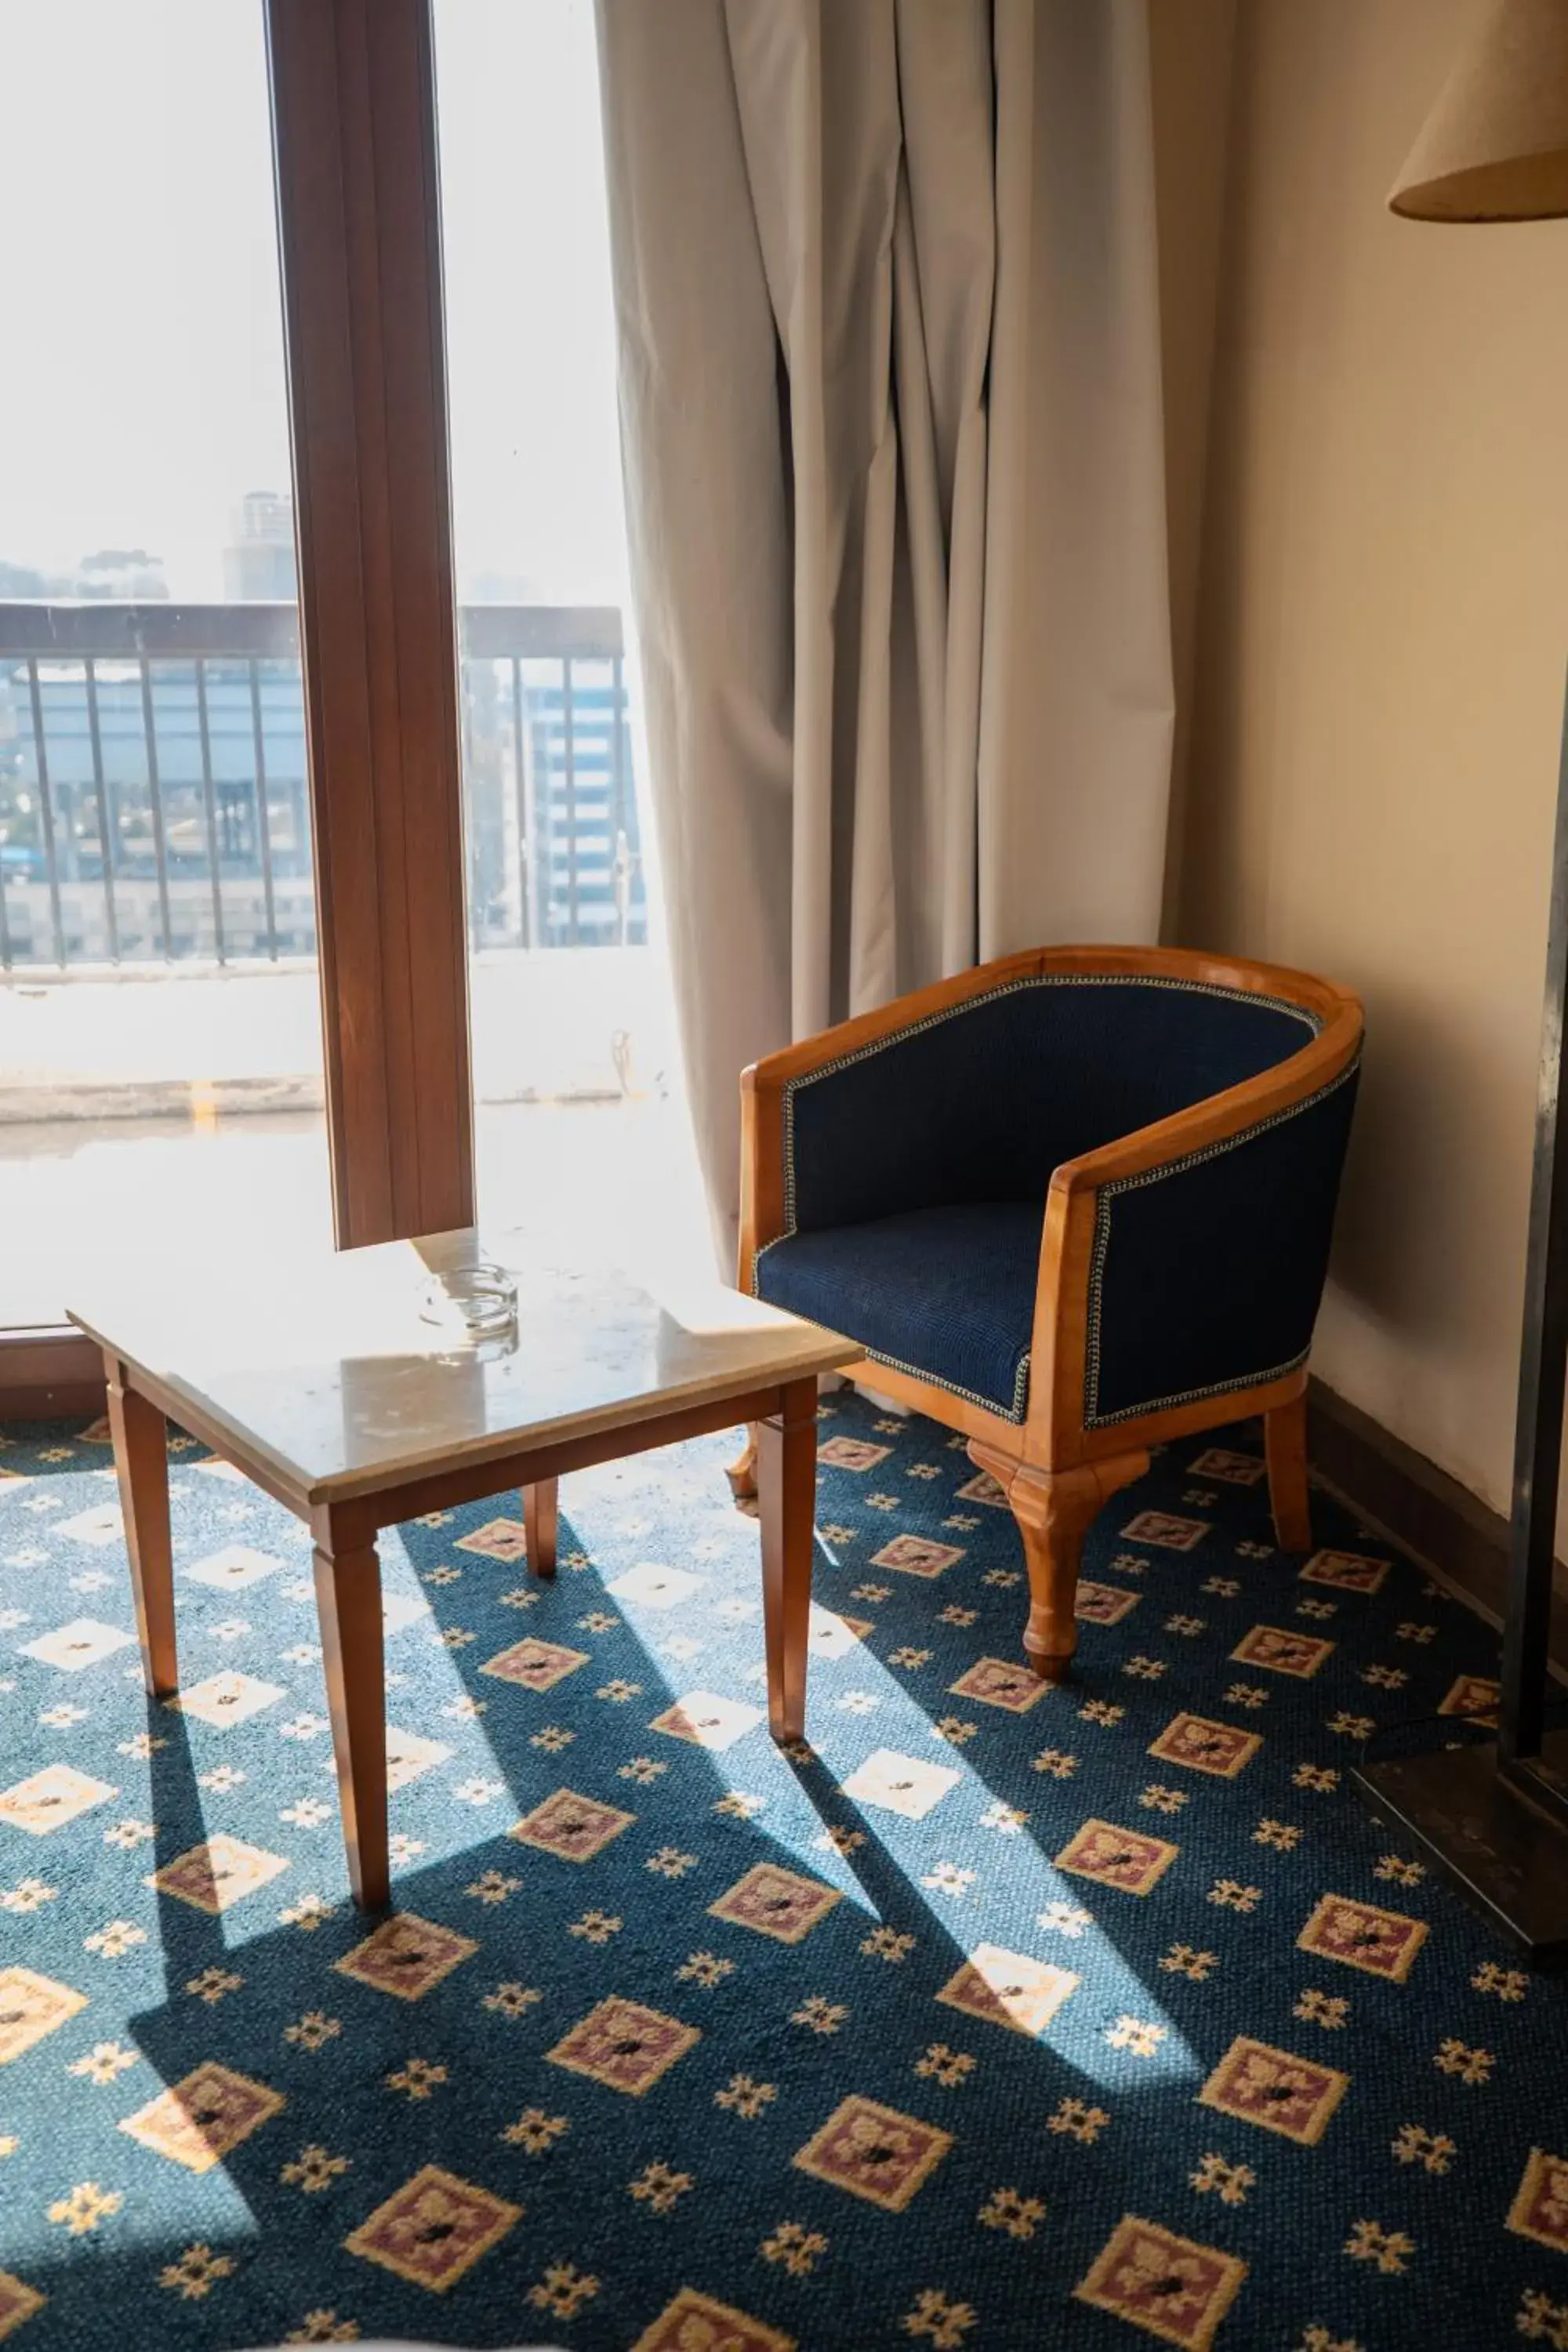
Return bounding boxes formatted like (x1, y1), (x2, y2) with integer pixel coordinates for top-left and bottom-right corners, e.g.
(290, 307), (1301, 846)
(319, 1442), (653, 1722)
(0, 0), (706, 1374)
(0, 0), (329, 1329)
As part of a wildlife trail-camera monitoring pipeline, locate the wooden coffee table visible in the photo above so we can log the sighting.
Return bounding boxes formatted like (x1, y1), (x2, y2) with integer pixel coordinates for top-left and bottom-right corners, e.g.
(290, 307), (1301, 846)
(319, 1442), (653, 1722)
(68, 1234), (856, 1909)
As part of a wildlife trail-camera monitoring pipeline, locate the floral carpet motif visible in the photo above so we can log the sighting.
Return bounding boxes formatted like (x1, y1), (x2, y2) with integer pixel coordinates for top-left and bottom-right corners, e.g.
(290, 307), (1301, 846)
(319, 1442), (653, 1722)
(0, 1397), (1566, 2349)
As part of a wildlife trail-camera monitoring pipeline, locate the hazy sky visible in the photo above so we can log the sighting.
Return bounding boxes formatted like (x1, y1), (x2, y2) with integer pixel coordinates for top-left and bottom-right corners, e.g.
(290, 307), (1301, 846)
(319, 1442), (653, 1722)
(0, 0), (630, 605)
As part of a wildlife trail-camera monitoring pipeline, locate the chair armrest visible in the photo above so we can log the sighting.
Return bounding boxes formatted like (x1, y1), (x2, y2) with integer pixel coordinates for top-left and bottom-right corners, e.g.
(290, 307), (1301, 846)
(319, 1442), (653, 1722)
(1037, 1007), (1363, 1437)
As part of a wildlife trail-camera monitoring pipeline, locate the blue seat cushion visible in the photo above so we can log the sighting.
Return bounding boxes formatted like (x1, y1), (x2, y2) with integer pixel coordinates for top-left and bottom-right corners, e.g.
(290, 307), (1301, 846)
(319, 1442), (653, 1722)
(754, 1201), (1044, 1421)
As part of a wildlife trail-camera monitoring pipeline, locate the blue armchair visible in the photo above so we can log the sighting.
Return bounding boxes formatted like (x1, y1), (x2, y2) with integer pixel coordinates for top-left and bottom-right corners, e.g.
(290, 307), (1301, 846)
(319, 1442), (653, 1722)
(735, 946), (1363, 1678)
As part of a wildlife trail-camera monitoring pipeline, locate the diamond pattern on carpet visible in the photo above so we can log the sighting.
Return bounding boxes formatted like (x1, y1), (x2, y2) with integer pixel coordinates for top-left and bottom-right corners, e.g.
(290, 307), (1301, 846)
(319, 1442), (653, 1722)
(0, 1399), (1563, 2350)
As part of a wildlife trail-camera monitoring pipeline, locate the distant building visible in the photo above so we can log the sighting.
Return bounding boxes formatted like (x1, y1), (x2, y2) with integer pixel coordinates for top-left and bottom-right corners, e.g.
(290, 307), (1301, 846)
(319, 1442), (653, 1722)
(222, 492), (297, 601)
(75, 548), (169, 601)
(0, 551), (169, 600)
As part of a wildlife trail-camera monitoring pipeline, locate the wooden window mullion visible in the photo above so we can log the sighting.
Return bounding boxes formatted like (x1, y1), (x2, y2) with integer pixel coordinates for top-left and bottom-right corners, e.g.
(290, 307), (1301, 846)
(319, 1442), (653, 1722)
(266, 0), (473, 1247)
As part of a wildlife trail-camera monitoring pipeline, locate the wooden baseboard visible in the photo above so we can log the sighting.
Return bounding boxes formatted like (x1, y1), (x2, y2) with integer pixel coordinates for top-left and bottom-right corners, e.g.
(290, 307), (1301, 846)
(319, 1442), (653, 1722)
(1306, 1375), (1568, 1667)
(0, 1328), (106, 1425)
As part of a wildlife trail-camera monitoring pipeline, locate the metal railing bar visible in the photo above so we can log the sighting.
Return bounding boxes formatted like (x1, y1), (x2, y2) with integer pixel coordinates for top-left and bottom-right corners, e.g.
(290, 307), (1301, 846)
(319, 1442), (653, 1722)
(193, 659), (227, 964)
(248, 659), (279, 960)
(511, 655), (531, 953)
(25, 658), (67, 967)
(459, 674), (480, 956)
(138, 662), (173, 961)
(82, 656), (121, 966)
(459, 604), (622, 662)
(611, 651), (628, 946)
(0, 601), (622, 662)
(562, 655), (579, 937)
(0, 602), (302, 661)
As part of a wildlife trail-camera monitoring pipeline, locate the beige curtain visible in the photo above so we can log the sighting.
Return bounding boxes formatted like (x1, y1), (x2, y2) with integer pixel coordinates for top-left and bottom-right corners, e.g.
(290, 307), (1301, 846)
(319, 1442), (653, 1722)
(596, 0), (1174, 1254)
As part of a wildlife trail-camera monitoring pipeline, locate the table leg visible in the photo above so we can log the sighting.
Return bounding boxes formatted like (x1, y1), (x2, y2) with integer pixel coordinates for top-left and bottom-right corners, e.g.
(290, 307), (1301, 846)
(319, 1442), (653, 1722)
(522, 1479), (557, 1578)
(758, 1376), (818, 1744)
(106, 1356), (177, 1700)
(314, 1524), (388, 1910)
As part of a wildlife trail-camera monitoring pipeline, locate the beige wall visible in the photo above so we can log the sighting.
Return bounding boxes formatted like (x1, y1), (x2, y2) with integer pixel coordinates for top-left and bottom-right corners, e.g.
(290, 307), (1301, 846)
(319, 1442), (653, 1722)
(1176, 0), (1568, 1521)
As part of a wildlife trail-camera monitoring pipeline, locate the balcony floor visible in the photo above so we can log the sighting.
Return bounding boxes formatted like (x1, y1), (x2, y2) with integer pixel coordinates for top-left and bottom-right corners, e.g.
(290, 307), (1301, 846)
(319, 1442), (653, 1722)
(0, 952), (711, 1327)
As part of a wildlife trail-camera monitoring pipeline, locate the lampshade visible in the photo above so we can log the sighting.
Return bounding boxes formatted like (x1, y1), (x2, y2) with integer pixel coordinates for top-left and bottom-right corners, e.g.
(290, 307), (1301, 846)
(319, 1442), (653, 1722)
(1390, 0), (1568, 222)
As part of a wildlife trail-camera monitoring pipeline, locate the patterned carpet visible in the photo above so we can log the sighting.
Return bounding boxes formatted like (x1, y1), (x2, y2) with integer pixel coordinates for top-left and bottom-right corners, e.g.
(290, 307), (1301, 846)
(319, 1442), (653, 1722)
(1, 1394), (1566, 2352)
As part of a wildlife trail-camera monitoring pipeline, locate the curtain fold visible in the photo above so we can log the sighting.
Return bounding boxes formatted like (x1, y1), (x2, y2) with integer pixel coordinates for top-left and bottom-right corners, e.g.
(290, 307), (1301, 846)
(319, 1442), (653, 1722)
(596, 0), (1174, 1258)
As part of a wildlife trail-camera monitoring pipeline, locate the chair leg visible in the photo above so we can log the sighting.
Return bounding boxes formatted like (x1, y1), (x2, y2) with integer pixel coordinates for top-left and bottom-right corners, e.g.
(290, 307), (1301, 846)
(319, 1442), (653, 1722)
(1265, 1391), (1313, 1552)
(971, 1444), (1149, 1680)
(726, 1425), (760, 1504)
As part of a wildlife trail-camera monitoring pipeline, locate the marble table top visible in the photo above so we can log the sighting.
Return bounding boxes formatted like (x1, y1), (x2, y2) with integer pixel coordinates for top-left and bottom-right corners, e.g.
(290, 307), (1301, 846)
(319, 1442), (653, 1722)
(69, 1230), (856, 1507)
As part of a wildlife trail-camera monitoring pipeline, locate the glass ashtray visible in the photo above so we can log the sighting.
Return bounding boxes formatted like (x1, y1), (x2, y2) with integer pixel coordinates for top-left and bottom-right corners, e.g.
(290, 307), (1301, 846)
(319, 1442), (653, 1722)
(418, 1258), (517, 1341)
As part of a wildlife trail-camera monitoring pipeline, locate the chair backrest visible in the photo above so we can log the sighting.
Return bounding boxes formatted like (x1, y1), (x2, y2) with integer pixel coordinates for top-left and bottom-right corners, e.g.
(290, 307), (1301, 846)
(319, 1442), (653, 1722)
(787, 973), (1322, 1232)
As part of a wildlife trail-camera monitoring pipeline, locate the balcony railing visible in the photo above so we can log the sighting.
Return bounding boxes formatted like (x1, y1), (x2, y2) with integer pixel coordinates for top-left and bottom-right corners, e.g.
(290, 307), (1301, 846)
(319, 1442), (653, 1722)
(0, 601), (647, 972)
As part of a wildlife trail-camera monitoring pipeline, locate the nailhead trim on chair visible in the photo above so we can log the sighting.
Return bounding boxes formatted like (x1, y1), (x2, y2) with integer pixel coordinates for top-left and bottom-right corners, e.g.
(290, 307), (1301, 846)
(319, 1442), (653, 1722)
(859, 1341), (1032, 1425)
(1083, 1053), (1363, 1428)
(752, 973), (1326, 1429)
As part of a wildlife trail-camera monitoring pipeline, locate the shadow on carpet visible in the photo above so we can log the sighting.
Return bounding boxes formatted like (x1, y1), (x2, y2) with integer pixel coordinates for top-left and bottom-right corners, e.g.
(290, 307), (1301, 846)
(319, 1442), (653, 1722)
(0, 1395), (1564, 2351)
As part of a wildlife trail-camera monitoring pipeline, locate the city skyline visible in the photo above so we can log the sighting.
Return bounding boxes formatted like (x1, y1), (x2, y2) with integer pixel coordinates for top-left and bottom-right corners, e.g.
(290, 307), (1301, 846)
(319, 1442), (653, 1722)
(0, 488), (292, 602)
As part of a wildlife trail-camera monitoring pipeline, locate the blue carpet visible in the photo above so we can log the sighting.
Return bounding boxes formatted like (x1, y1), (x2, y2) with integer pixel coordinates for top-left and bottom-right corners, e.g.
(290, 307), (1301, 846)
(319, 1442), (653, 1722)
(0, 1396), (1565, 2352)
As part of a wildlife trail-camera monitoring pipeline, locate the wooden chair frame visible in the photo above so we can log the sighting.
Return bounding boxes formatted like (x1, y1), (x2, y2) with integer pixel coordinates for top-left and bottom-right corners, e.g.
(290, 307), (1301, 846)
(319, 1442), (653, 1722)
(731, 944), (1364, 1678)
